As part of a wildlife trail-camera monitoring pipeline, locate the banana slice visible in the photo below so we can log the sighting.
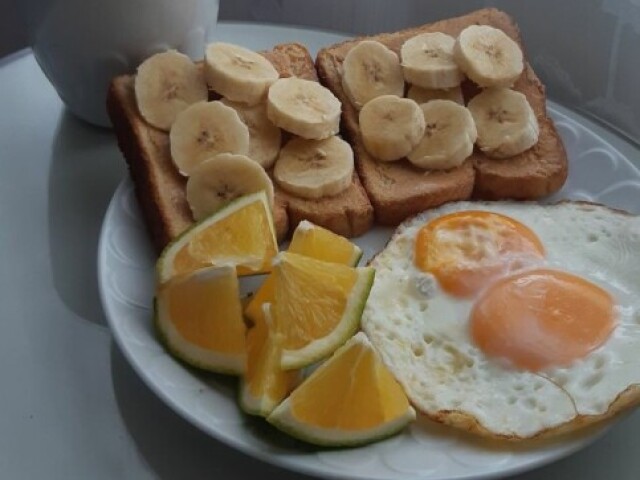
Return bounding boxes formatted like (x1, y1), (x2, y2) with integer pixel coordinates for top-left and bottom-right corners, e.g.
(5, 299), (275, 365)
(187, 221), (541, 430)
(341, 40), (405, 110)
(454, 25), (524, 88)
(186, 153), (274, 221)
(401, 32), (464, 89)
(221, 99), (282, 169)
(407, 100), (477, 170)
(407, 84), (464, 105)
(359, 95), (425, 162)
(267, 77), (341, 140)
(170, 101), (249, 176)
(274, 136), (353, 199)
(467, 88), (539, 158)
(205, 42), (279, 106)
(134, 50), (208, 131)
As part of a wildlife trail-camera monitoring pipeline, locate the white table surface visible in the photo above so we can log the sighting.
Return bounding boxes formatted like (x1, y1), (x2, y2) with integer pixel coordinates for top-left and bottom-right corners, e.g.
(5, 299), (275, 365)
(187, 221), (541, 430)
(1, 21), (640, 480)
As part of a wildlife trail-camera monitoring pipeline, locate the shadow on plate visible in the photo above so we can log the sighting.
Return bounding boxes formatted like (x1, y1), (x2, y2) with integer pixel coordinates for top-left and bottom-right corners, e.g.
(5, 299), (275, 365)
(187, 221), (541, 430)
(47, 111), (125, 325)
(110, 341), (317, 480)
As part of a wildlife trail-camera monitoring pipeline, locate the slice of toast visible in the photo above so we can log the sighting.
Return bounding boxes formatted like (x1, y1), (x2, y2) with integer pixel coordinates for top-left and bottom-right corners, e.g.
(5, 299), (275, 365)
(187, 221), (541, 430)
(107, 43), (374, 253)
(316, 8), (568, 226)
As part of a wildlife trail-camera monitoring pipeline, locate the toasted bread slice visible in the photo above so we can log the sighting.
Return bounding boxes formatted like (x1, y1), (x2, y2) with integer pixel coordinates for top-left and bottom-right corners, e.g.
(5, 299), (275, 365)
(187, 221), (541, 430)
(316, 8), (568, 226)
(107, 43), (374, 253)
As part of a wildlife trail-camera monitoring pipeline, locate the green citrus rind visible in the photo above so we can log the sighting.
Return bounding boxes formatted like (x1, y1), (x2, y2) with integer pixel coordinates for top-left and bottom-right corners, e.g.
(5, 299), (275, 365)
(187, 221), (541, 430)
(156, 190), (276, 284)
(267, 402), (415, 447)
(153, 289), (246, 376)
(280, 267), (375, 370)
(268, 333), (416, 447)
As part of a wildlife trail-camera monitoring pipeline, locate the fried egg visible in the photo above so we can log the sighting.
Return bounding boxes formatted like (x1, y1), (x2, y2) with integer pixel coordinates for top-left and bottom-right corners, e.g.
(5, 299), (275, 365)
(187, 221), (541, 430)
(362, 201), (640, 440)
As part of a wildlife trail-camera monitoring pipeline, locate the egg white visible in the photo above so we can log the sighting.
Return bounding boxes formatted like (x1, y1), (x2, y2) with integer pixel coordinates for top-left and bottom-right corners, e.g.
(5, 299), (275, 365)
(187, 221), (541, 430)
(362, 201), (640, 439)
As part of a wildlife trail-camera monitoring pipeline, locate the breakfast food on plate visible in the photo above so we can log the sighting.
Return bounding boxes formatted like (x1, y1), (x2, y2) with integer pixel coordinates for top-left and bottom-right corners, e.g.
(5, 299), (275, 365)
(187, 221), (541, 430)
(266, 77), (341, 139)
(362, 201), (640, 440)
(407, 84), (464, 105)
(268, 332), (416, 447)
(272, 251), (374, 370)
(156, 190), (277, 283)
(240, 304), (301, 417)
(152, 197), (394, 445)
(285, 219), (363, 266)
(220, 99), (282, 169)
(467, 88), (539, 158)
(273, 136), (354, 199)
(315, 8), (568, 225)
(245, 219), (363, 327)
(204, 42), (279, 106)
(340, 40), (404, 109)
(134, 50), (208, 131)
(108, 6), (613, 451)
(107, 42), (373, 252)
(154, 265), (246, 374)
(169, 100), (250, 175)
(185, 153), (274, 221)
(359, 95), (426, 162)
(453, 24), (524, 88)
(400, 32), (464, 89)
(406, 100), (477, 170)
(111, 7), (566, 249)
(242, 220), (363, 416)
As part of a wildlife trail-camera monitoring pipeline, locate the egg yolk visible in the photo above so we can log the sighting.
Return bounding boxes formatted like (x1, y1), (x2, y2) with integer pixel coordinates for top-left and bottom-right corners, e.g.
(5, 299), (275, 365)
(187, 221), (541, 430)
(470, 269), (615, 371)
(415, 211), (545, 297)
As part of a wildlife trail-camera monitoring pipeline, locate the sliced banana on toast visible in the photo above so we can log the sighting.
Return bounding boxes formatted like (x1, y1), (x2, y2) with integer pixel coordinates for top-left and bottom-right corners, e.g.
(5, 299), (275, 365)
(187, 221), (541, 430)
(221, 99), (282, 169)
(274, 136), (354, 199)
(408, 99), (477, 170)
(401, 32), (464, 89)
(454, 25), (524, 88)
(467, 88), (539, 158)
(205, 42), (279, 106)
(359, 95), (425, 162)
(407, 84), (464, 105)
(341, 40), (404, 110)
(134, 50), (208, 131)
(170, 100), (249, 176)
(186, 153), (274, 221)
(267, 77), (341, 140)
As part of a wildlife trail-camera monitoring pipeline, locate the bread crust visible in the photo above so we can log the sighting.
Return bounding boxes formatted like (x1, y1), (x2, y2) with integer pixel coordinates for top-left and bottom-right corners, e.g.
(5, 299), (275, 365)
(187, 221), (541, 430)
(107, 76), (192, 251)
(107, 43), (374, 253)
(316, 8), (568, 225)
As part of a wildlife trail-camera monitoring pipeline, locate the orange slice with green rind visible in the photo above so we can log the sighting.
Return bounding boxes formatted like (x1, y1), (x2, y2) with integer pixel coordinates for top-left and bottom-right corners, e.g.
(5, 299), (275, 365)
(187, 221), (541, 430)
(240, 304), (301, 416)
(154, 265), (246, 374)
(267, 332), (415, 446)
(157, 190), (277, 284)
(244, 220), (362, 328)
(274, 252), (375, 370)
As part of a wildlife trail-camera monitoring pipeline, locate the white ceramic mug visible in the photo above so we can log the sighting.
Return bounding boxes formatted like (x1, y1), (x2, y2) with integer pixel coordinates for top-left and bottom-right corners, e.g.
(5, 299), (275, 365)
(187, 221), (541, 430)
(26, 0), (220, 127)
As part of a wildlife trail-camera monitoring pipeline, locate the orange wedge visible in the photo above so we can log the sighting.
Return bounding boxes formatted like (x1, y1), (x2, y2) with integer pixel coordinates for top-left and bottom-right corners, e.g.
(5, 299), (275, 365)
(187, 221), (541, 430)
(273, 252), (374, 370)
(287, 220), (363, 264)
(154, 265), (246, 374)
(267, 332), (415, 446)
(244, 220), (362, 328)
(157, 191), (277, 284)
(240, 304), (301, 416)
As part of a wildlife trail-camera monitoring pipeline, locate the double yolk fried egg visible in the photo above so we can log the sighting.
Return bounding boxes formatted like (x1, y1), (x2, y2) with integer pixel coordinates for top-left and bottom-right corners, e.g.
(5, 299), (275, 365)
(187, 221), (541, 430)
(362, 201), (640, 439)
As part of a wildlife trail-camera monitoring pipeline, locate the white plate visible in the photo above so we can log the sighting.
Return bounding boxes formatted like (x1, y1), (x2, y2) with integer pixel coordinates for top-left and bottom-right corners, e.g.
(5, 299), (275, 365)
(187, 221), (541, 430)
(97, 104), (640, 480)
